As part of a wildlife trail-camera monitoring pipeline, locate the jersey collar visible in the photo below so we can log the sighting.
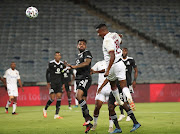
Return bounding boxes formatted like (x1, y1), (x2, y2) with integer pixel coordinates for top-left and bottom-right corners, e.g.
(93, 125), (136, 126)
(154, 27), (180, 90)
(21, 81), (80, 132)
(122, 56), (129, 61)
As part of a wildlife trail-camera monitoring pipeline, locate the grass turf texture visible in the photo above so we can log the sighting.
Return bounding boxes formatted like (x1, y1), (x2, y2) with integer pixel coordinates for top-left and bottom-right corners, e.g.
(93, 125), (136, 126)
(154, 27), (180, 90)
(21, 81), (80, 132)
(0, 102), (180, 134)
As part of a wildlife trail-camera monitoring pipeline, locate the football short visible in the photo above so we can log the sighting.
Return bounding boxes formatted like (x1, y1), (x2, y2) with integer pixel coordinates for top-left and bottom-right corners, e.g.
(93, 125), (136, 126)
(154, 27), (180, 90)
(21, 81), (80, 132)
(7, 89), (18, 97)
(95, 85), (111, 102)
(107, 60), (126, 81)
(49, 83), (63, 94)
(76, 79), (92, 97)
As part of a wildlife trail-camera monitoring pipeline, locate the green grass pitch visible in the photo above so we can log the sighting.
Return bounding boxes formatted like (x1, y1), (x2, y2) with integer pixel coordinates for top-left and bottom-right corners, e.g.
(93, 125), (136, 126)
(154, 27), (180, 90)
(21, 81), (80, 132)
(0, 102), (180, 134)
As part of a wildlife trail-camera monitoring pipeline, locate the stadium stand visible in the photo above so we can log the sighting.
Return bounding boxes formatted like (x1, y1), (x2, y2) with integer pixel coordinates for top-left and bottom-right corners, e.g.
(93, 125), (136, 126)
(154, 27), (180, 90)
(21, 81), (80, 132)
(0, 0), (179, 84)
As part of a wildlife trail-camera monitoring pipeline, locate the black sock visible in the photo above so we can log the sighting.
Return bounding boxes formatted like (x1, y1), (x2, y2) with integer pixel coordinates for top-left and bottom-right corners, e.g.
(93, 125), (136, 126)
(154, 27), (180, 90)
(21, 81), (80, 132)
(111, 114), (120, 129)
(119, 105), (124, 115)
(45, 99), (54, 110)
(79, 99), (89, 119)
(55, 99), (61, 115)
(68, 98), (71, 107)
(127, 109), (138, 124)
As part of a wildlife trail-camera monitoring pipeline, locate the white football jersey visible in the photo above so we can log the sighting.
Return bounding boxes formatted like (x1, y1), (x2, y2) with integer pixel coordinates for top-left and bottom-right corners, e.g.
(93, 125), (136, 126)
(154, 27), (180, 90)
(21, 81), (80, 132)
(92, 60), (111, 89)
(102, 32), (122, 65)
(3, 68), (20, 90)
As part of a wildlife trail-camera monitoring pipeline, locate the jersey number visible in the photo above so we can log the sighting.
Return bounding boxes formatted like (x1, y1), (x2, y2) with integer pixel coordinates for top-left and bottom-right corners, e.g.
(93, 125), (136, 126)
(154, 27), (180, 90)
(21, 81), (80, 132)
(115, 39), (121, 54)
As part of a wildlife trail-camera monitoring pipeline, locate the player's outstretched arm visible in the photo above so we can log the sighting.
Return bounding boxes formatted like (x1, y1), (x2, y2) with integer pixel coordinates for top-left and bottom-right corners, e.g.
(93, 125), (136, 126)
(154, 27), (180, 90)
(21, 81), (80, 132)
(97, 78), (109, 94)
(90, 69), (105, 75)
(71, 58), (91, 69)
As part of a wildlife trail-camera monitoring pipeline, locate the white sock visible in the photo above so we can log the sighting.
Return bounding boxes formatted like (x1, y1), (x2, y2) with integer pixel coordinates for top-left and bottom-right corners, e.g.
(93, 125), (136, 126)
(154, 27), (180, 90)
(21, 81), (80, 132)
(6, 101), (11, 108)
(94, 116), (98, 124)
(112, 89), (124, 105)
(75, 99), (78, 106)
(13, 103), (17, 113)
(109, 119), (113, 128)
(122, 87), (132, 102)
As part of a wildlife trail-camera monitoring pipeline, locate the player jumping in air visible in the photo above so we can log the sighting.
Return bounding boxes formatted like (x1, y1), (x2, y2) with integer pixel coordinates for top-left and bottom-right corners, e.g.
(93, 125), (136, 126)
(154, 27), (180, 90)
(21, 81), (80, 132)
(90, 60), (114, 133)
(66, 39), (93, 133)
(96, 24), (141, 133)
(43, 52), (65, 119)
(118, 48), (138, 122)
(3, 62), (24, 115)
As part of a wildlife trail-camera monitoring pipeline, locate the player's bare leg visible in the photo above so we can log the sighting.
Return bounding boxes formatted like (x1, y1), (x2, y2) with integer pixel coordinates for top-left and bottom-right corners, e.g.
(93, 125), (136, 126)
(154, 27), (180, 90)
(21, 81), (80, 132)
(54, 92), (63, 119)
(43, 93), (55, 118)
(119, 80), (135, 110)
(91, 100), (103, 131)
(110, 81), (124, 106)
(76, 89), (93, 133)
(5, 96), (14, 114)
(12, 97), (18, 115)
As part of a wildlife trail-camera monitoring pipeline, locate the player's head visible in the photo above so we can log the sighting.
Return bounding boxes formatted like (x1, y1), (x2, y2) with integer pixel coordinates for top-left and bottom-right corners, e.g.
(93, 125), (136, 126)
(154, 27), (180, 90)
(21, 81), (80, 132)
(96, 24), (109, 38)
(54, 51), (61, 62)
(10, 62), (16, 70)
(122, 48), (128, 58)
(77, 39), (87, 52)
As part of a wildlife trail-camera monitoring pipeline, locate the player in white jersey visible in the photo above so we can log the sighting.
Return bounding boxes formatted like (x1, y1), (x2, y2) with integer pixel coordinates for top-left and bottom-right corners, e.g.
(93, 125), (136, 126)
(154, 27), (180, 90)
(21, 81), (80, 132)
(96, 24), (141, 133)
(3, 62), (24, 115)
(90, 60), (113, 133)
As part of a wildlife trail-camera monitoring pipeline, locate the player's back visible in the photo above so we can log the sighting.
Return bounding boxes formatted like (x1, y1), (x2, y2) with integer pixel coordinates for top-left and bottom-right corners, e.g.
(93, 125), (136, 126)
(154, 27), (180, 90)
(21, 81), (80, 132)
(103, 32), (122, 64)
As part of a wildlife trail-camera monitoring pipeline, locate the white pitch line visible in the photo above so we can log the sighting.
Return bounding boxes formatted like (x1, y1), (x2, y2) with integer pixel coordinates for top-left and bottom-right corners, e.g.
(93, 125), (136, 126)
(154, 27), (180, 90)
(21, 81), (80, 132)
(1, 109), (179, 114)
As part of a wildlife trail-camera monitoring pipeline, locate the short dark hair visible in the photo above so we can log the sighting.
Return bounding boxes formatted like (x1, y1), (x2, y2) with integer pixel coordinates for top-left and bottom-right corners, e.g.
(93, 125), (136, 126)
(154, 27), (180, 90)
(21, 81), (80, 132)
(77, 39), (87, 44)
(96, 24), (107, 29)
(55, 51), (60, 55)
(123, 48), (128, 50)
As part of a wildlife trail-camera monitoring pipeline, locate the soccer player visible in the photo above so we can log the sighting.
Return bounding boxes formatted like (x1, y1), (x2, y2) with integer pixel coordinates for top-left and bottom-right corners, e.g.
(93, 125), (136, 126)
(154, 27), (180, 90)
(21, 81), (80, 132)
(3, 62), (24, 115)
(62, 65), (75, 110)
(43, 52), (65, 119)
(96, 24), (141, 133)
(118, 48), (138, 122)
(66, 39), (93, 133)
(90, 60), (113, 133)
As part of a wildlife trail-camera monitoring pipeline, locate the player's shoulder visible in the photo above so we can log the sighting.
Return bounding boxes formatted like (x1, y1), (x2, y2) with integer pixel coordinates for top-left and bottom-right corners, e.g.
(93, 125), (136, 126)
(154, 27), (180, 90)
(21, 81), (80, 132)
(49, 59), (55, 64)
(127, 56), (134, 60)
(84, 50), (91, 54)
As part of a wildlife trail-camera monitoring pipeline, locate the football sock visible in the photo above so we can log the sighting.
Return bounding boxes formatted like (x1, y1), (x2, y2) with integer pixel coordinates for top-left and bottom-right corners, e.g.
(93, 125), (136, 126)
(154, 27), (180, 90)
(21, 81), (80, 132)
(6, 101), (11, 108)
(12, 102), (17, 113)
(93, 114), (99, 124)
(119, 105), (124, 115)
(68, 98), (71, 107)
(125, 109), (138, 124)
(75, 99), (79, 106)
(122, 87), (132, 102)
(109, 117), (113, 128)
(45, 99), (54, 110)
(112, 89), (124, 105)
(111, 114), (120, 129)
(79, 100), (89, 119)
(55, 99), (61, 115)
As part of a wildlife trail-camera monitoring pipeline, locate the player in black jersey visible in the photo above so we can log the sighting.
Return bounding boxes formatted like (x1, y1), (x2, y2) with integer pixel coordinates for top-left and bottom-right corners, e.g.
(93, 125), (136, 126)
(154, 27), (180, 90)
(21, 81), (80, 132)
(43, 51), (65, 119)
(118, 48), (138, 121)
(66, 39), (93, 133)
(62, 65), (75, 110)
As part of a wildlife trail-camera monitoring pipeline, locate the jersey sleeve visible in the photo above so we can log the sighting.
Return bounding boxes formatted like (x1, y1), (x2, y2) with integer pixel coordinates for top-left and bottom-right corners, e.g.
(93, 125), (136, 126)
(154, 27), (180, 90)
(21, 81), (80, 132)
(91, 62), (99, 71)
(84, 51), (93, 59)
(17, 71), (20, 79)
(3, 70), (8, 78)
(103, 38), (115, 52)
(132, 59), (137, 68)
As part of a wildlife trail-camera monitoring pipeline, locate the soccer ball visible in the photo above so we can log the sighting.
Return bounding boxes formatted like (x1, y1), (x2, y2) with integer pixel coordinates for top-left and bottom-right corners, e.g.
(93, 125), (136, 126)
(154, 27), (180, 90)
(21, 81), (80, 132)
(26, 7), (38, 19)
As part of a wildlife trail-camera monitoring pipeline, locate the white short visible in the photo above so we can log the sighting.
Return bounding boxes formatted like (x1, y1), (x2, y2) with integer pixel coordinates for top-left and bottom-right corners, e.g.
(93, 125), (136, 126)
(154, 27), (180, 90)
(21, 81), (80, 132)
(95, 85), (111, 102)
(7, 89), (18, 97)
(107, 60), (126, 81)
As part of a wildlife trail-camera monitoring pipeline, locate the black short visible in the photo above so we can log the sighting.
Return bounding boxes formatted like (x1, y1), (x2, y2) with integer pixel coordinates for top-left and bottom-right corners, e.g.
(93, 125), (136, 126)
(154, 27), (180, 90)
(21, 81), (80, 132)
(64, 82), (71, 92)
(76, 79), (92, 97)
(49, 83), (63, 94)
